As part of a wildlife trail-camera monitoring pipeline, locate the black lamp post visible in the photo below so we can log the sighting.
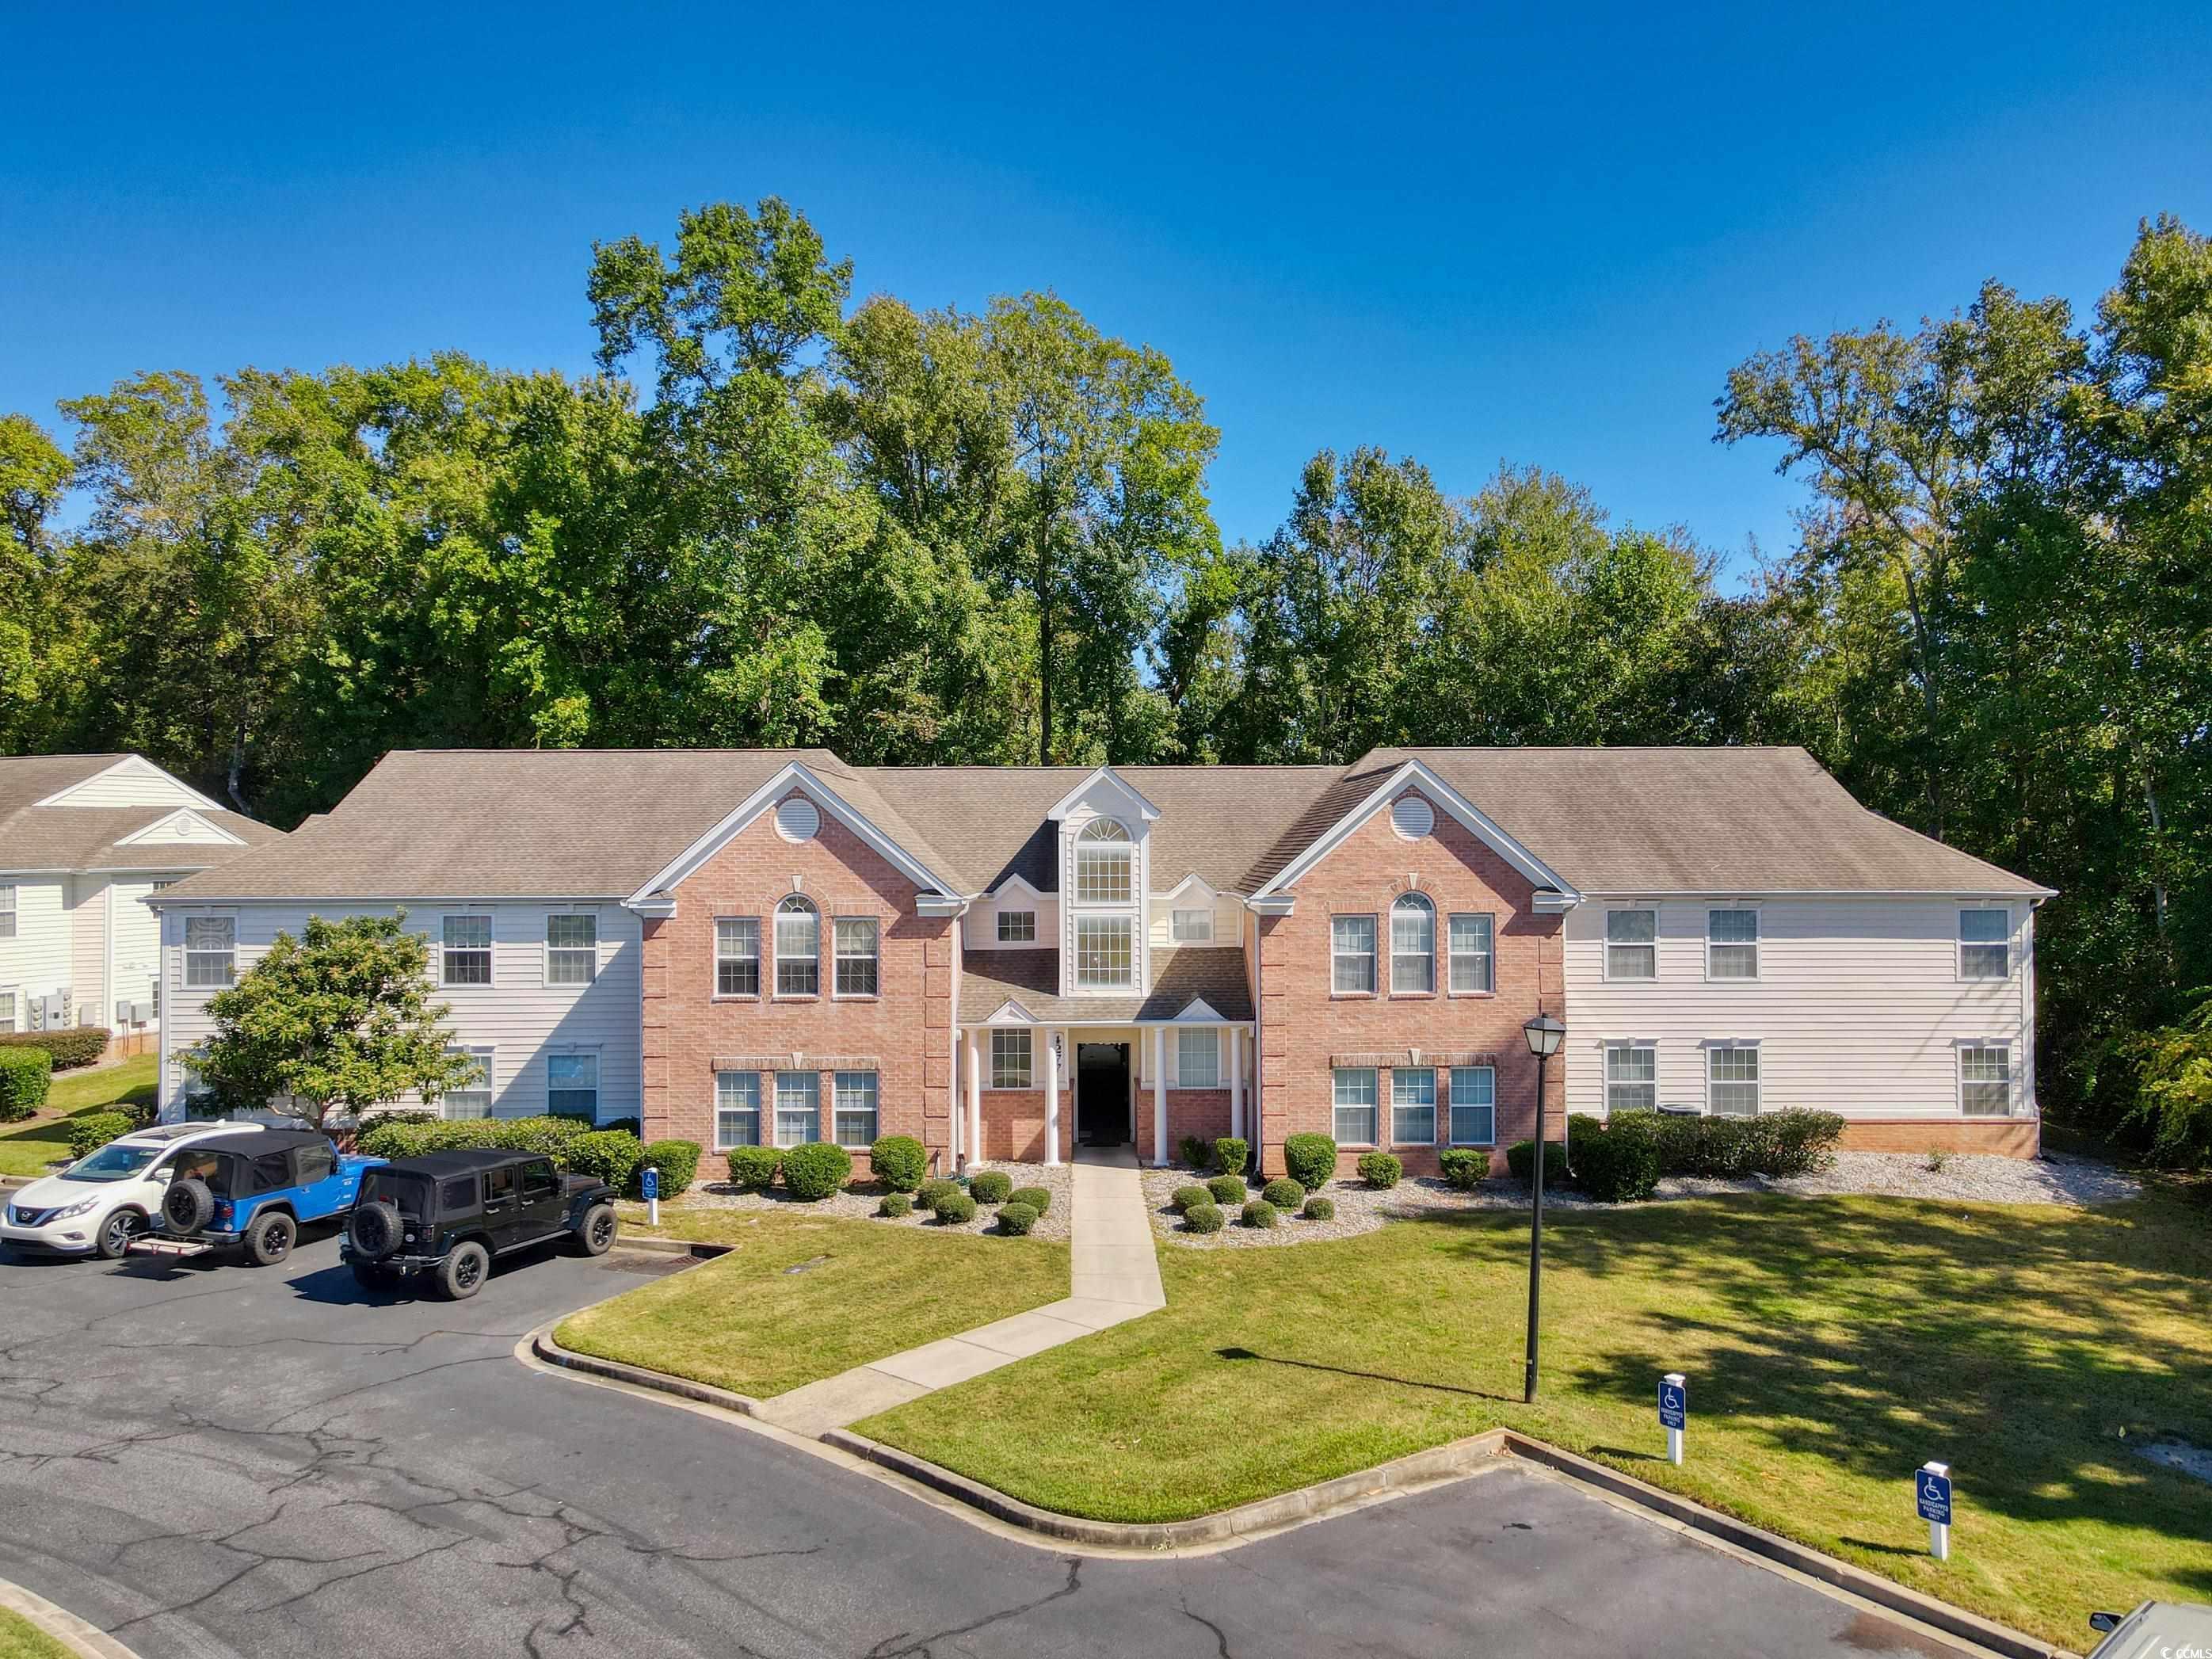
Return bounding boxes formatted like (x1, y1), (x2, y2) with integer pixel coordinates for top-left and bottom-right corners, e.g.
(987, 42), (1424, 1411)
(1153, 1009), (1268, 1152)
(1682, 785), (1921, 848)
(1521, 1011), (1566, 1405)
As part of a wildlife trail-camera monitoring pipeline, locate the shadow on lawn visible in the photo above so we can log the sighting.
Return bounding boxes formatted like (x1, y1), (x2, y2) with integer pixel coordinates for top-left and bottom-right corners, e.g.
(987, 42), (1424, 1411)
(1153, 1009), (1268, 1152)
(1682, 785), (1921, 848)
(1215, 1345), (1513, 1403)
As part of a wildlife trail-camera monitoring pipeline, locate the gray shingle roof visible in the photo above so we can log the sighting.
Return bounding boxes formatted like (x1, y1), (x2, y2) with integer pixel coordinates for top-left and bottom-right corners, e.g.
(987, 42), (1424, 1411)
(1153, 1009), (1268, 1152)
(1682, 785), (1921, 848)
(959, 948), (1255, 1024)
(0, 756), (284, 875)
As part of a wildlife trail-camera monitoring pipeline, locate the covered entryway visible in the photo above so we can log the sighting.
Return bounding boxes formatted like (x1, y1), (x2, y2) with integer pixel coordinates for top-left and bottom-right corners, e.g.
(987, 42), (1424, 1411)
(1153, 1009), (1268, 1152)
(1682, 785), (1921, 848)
(1075, 1042), (1131, 1146)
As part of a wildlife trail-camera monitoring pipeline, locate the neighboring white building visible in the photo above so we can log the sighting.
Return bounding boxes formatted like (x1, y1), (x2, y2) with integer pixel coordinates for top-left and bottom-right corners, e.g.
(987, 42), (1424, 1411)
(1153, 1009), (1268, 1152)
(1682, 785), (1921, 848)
(0, 755), (284, 1041)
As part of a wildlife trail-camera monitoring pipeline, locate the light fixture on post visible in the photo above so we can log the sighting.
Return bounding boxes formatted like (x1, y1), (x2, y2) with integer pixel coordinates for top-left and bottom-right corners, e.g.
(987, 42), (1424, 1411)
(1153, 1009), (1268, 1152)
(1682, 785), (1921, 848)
(1520, 1011), (1566, 1404)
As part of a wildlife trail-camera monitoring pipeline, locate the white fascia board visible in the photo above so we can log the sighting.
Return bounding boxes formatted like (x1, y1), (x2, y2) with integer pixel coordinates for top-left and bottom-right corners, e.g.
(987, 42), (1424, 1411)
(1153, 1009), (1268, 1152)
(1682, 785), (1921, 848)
(1251, 760), (1581, 906)
(624, 761), (957, 910)
(1044, 765), (1163, 823)
(1154, 872), (1225, 904)
(32, 755), (223, 811)
(114, 807), (247, 848)
(916, 894), (967, 917)
(983, 1000), (1038, 1026)
(1249, 894), (1297, 917)
(988, 873), (1047, 900)
(1575, 886), (2058, 900)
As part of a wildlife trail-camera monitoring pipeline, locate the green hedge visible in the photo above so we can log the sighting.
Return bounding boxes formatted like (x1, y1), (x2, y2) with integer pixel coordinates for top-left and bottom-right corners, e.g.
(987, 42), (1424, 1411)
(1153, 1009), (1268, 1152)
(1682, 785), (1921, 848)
(568, 1130), (646, 1192)
(997, 1200), (1039, 1236)
(1009, 1184), (1050, 1215)
(0, 1049), (51, 1122)
(871, 1135), (928, 1193)
(969, 1170), (1013, 1205)
(933, 1190), (978, 1225)
(1574, 1122), (1664, 1202)
(1356, 1151), (1402, 1188)
(0, 1026), (108, 1070)
(639, 1139), (701, 1197)
(1206, 1174), (1246, 1206)
(1282, 1132), (1337, 1191)
(1241, 1198), (1280, 1229)
(1437, 1148), (1487, 1190)
(1183, 1202), (1225, 1234)
(355, 1113), (595, 1161)
(1260, 1177), (1304, 1209)
(780, 1142), (852, 1201)
(726, 1146), (780, 1189)
(67, 1110), (135, 1159)
(1213, 1136), (1249, 1176)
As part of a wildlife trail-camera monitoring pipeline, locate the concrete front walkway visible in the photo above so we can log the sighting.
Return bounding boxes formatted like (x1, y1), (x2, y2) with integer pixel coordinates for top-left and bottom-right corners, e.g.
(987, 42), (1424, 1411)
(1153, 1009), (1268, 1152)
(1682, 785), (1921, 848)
(752, 1146), (1165, 1436)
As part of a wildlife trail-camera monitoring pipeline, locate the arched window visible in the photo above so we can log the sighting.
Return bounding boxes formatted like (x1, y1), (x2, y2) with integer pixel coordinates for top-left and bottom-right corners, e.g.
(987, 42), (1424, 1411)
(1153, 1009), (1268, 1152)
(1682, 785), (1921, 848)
(1074, 818), (1133, 904)
(775, 894), (819, 996)
(1391, 892), (1435, 994)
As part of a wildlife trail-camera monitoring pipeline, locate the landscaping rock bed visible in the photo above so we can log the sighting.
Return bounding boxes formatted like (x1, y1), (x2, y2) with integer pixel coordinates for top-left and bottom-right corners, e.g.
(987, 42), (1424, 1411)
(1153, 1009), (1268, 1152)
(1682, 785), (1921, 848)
(679, 1159), (1073, 1240)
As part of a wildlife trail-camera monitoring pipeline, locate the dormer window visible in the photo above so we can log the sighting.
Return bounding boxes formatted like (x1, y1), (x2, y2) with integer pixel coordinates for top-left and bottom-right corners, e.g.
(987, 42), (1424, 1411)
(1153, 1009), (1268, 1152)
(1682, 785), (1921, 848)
(1074, 819), (1133, 903)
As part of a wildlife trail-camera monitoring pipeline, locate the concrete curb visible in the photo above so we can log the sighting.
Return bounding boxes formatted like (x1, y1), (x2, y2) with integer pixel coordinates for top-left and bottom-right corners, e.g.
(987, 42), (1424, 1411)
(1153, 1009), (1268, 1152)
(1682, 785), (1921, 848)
(615, 1235), (734, 1260)
(532, 1326), (763, 1416)
(0, 1577), (141, 1659)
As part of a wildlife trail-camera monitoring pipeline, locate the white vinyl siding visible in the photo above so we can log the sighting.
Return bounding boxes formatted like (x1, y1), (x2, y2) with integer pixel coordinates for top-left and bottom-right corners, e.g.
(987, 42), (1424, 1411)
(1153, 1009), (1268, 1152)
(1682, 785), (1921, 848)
(35, 757), (207, 808)
(1448, 913), (1493, 993)
(545, 913), (597, 986)
(1707, 909), (1759, 980)
(775, 1071), (820, 1146)
(1605, 1043), (1657, 1113)
(1175, 1028), (1219, 1088)
(990, 1029), (1032, 1089)
(715, 1072), (762, 1147)
(1449, 1066), (1496, 1145)
(1332, 914), (1376, 994)
(1392, 1067), (1436, 1144)
(1333, 1066), (1379, 1146)
(1606, 909), (1657, 979)
(1707, 1045), (1760, 1116)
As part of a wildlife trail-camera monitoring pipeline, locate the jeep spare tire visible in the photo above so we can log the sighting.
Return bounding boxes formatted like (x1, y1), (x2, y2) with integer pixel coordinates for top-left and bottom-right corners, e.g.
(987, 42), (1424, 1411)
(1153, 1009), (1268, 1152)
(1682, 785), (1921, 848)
(162, 1177), (215, 1236)
(348, 1200), (401, 1260)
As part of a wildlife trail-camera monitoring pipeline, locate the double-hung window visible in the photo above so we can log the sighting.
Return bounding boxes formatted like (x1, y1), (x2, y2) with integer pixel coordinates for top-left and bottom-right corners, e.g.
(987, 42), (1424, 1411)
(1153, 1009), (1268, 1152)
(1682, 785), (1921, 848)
(547, 1053), (598, 1120)
(1074, 819), (1133, 902)
(1333, 1067), (1379, 1145)
(0, 987), (15, 1034)
(1332, 915), (1377, 993)
(1171, 907), (1213, 944)
(1960, 1044), (2011, 1116)
(546, 914), (597, 986)
(441, 915), (492, 986)
(1958, 910), (2009, 980)
(1448, 913), (1494, 993)
(1449, 1066), (1496, 1145)
(1607, 910), (1656, 980)
(776, 897), (819, 996)
(0, 884), (14, 940)
(997, 910), (1035, 944)
(185, 917), (236, 988)
(715, 917), (760, 996)
(990, 1029), (1033, 1089)
(444, 1046), (494, 1119)
(1604, 1043), (1657, 1113)
(1177, 1028), (1219, 1089)
(1391, 894), (1436, 993)
(775, 1071), (820, 1146)
(1392, 1068), (1436, 1144)
(1707, 909), (1758, 979)
(715, 1072), (762, 1148)
(833, 1071), (879, 1147)
(1074, 917), (1134, 988)
(1707, 1045), (1760, 1117)
(833, 917), (879, 997)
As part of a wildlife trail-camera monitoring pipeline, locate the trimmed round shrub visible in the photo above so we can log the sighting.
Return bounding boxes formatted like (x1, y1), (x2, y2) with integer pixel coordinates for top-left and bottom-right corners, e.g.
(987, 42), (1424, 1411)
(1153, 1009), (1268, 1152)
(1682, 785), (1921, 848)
(1183, 1202), (1225, 1234)
(997, 1200), (1039, 1235)
(1356, 1151), (1402, 1188)
(871, 1134), (928, 1193)
(1282, 1132), (1337, 1192)
(969, 1169), (1013, 1205)
(1575, 1123), (1664, 1203)
(67, 1110), (134, 1160)
(1763, 1109), (1846, 1177)
(567, 1130), (646, 1193)
(780, 1142), (854, 1202)
(1241, 1199), (1280, 1229)
(1009, 1184), (1051, 1215)
(1212, 1136), (1249, 1177)
(879, 1192), (913, 1218)
(0, 1049), (52, 1123)
(1172, 1183), (1212, 1214)
(1437, 1147), (1486, 1190)
(1177, 1135), (1211, 1169)
(1261, 1177), (1304, 1209)
(0, 1025), (107, 1070)
(1301, 1195), (1336, 1221)
(725, 1146), (780, 1190)
(917, 1177), (961, 1211)
(933, 1190), (978, 1225)
(1206, 1174), (1246, 1206)
(638, 1139), (701, 1197)
(601, 1117), (643, 1138)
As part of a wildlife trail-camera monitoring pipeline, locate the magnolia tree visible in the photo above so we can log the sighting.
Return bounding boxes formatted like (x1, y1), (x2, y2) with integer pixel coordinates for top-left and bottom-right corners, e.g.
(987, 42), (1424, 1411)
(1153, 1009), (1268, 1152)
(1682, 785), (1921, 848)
(192, 913), (478, 1129)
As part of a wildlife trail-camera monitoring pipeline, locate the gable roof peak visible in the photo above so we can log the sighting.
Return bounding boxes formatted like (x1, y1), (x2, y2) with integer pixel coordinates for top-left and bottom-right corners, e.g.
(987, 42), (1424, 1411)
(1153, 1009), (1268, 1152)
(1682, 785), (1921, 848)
(1045, 765), (1164, 823)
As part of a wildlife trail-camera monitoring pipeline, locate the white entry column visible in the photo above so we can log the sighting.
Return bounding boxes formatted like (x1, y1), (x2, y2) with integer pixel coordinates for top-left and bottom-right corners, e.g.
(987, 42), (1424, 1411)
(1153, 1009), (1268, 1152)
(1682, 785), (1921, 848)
(966, 1028), (982, 1169)
(1043, 1028), (1062, 1167)
(1230, 1025), (1245, 1142)
(1151, 1025), (1169, 1167)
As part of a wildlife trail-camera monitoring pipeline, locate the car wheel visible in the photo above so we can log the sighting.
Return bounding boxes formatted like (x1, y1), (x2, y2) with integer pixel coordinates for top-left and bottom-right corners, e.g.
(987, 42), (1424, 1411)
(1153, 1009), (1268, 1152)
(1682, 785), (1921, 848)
(94, 1209), (143, 1260)
(437, 1241), (490, 1301)
(162, 1177), (215, 1236)
(350, 1260), (399, 1291)
(347, 1200), (401, 1260)
(572, 1203), (617, 1257)
(246, 1211), (296, 1267)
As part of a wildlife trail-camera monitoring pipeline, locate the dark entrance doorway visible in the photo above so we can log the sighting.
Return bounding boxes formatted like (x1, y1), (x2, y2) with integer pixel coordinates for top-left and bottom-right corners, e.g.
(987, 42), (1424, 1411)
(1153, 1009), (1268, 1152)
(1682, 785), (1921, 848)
(1076, 1043), (1131, 1146)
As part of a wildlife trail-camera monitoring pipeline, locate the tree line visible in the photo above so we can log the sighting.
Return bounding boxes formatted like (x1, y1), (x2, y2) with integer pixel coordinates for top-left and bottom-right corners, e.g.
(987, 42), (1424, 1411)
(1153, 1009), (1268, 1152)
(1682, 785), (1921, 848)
(2, 201), (2205, 1158)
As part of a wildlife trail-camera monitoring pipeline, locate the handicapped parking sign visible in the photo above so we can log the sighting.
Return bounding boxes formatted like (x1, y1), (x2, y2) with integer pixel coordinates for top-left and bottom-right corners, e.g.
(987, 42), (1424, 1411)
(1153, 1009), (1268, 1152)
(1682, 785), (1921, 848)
(1657, 1376), (1687, 1432)
(641, 1166), (659, 1201)
(1916, 1464), (1952, 1527)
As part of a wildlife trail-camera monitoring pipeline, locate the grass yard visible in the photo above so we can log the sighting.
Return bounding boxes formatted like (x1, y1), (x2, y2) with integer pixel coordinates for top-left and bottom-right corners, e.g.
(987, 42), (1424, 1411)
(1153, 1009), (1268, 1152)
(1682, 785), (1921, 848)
(0, 1606), (71, 1659)
(858, 1192), (2212, 1649)
(555, 1209), (1071, 1399)
(0, 1052), (158, 1177)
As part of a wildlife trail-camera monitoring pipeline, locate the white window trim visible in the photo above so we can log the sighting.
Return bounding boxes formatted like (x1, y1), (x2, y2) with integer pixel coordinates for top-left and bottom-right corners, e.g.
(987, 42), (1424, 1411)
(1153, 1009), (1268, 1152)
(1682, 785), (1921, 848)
(1170, 907), (1214, 944)
(1391, 1066), (1437, 1146)
(832, 915), (880, 1000)
(443, 1044), (497, 1120)
(438, 912), (494, 990)
(1957, 907), (2012, 982)
(996, 910), (1037, 944)
(1332, 1066), (1379, 1147)
(1956, 1039), (2014, 1117)
(774, 1070), (822, 1147)
(988, 1028), (1034, 1091)
(1174, 1028), (1220, 1089)
(0, 884), (14, 941)
(183, 914), (238, 990)
(715, 1070), (764, 1150)
(714, 915), (761, 999)
(1331, 913), (1378, 997)
(1604, 908), (1658, 983)
(1704, 1040), (1762, 1117)
(1602, 1040), (1658, 1114)
(1390, 893), (1436, 997)
(774, 896), (821, 999)
(1074, 914), (1135, 990)
(545, 1050), (600, 1121)
(1447, 1065), (1497, 1146)
(0, 985), (17, 1035)
(1447, 912), (1495, 996)
(543, 912), (599, 989)
(1703, 906), (1760, 983)
(833, 1070), (879, 1149)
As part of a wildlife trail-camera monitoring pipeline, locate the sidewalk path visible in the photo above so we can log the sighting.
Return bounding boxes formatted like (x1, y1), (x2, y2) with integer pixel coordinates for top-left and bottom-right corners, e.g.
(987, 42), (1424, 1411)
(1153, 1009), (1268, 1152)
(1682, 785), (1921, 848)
(753, 1145), (1164, 1436)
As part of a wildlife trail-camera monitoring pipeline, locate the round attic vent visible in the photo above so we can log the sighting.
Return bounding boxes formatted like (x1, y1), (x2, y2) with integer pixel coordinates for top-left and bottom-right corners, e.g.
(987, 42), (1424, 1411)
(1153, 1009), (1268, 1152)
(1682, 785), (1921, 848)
(1390, 795), (1435, 841)
(775, 797), (820, 843)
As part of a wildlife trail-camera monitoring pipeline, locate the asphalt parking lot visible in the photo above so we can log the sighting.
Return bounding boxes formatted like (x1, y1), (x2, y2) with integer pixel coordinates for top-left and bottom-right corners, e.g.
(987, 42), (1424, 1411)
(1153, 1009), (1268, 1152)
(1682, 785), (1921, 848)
(0, 1226), (1984, 1658)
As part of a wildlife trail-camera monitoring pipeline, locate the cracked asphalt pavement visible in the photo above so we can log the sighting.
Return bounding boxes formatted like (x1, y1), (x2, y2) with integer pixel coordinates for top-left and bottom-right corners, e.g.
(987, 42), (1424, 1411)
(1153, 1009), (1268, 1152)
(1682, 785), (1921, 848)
(0, 1230), (1964, 1658)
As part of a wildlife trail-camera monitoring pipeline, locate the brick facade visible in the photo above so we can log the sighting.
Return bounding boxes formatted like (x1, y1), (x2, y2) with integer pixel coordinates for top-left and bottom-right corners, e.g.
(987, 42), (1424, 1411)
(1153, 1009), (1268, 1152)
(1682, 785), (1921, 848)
(1135, 1087), (1233, 1165)
(1836, 1118), (2040, 1157)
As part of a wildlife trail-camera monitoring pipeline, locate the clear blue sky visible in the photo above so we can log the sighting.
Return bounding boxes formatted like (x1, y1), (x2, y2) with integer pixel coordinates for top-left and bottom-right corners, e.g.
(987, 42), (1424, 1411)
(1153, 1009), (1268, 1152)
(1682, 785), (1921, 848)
(5, 1), (2208, 576)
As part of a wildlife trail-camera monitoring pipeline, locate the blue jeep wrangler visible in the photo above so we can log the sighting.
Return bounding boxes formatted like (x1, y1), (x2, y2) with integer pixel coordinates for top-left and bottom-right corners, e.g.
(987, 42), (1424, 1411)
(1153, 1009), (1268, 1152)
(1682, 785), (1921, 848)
(135, 1127), (384, 1268)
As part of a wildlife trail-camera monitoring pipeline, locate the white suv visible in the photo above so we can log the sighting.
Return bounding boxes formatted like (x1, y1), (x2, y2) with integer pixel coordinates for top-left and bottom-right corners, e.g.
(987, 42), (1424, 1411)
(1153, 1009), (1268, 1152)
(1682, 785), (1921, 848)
(0, 1122), (267, 1260)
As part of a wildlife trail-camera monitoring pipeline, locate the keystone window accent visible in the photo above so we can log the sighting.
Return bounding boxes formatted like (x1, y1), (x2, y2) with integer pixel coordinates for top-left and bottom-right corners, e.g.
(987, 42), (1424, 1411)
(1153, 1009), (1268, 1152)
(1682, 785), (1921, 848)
(715, 917), (760, 996)
(775, 1070), (820, 1146)
(1958, 910), (2009, 981)
(1074, 818), (1134, 903)
(775, 896), (820, 997)
(1177, 1028), (1219, 1088)
(1448, 913), (1494, 993)
(990, 1029), (1033, 1089)
(1449, 1066), (1496, 1146)
(0, 884), (13, 940)
(834, 917), (879, 997)
(833, 1071), (879, 1147)
(1960, 1043), (2012, 1116)
(1707, 909), (1759, 980)
(715, 1071), (762, 1148)
(440, 915), (492, 986)
(1604, 1043), (1657, 1113)
(1171, 907), (1213, 943)
(443, 1045), (494, 1119)
(997, 910), (1035, 943)
(547, 1052), (598, 1120)
(1332, 914), (1376, 993)
(1333, 1066), (1379, 1145)
(1606, 909), (1657, 980)
(1390, 893), (1436, 994)
(546, 913), (597, 986)
(185, 916), (237, 989)
(1707, 1045), (1760, 1116)
(1392, 1067), (1436, 1144)
(1075, 916), (1135, 988)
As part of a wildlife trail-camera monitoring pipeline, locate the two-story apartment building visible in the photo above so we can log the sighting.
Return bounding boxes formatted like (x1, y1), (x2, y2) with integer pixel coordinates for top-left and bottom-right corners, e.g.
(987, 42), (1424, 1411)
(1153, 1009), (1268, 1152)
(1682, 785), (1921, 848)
(0, 755), (284, 1041)
(150, 745), (2050, 1173)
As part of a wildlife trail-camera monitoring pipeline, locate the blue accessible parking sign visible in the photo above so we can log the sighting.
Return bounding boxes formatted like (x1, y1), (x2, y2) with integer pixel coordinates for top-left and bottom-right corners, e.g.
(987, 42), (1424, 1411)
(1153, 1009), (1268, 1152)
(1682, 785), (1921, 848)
(642, 1167), (659, 1202)
(1657, 1376), (1687, 1432)
(1916, 1464), (1952, 1526)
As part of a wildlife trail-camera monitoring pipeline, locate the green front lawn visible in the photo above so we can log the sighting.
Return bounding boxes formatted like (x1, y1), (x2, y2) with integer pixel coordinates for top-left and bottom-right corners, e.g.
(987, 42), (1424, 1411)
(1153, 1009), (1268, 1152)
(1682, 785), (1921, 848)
(857, 1192), (2212, 1649)
(0, 1606), (72, 1659)
(555, 1210), (1071, 1399)
(0, 1052), (159, 1177)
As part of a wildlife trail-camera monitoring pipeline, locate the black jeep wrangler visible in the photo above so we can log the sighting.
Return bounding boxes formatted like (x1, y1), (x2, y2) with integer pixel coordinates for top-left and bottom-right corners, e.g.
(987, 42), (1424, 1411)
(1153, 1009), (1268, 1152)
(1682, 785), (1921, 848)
(341, 1149), (619, 1299)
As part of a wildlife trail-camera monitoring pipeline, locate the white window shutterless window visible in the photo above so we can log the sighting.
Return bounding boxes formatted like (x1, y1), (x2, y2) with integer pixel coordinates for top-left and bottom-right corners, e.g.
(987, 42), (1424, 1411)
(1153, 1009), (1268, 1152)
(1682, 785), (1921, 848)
(1604, 1044), (1657, 1112)
(833, 1071), (879, 1147)
(775, 897), (819, 996)
(0, 884), (13, 940)
(1958, 910), (2009, 980)
(1075, 917), (1134, 987)
(546, 1053), (597, 1120)
(1449, 1066), (1496, 1146)
(1073, 819), (1133, 902)
(1607, 910), (1656, 979)
(0, 987), (17, 1034)
(997, 910), (1035, 943)
(775, 1071), (820, 1146)
(1391, 893), (1435, 993)
(1171, 907), (1213, 944)
(1392, 1068), (1436, 1144)
(444, 1046), (494, 1119)
(1448, 913), (1493, 993)
(1707, 1046), (1760, 1116)
(715, 917), (760, 995)
(1333, 1067), (1379, 1145)
(184, 917), (236, 988)
(1707, 909), (1758, 979)
(546, 914), (597, 985)
(715, 1072), (763, 1148)
(833, 918), (879, 997)
(1332, 914), (1376, 993)
(440, 915), (492, 986)
(990, 1029), (1033, 1089)
(1960, 1044), (2012, 1116)
(1176, 1028), (1219, 1088)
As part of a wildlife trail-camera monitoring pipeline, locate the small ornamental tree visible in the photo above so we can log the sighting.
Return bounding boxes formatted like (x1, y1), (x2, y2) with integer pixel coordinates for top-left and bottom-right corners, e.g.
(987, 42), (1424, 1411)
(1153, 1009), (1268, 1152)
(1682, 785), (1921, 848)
(191, 913), (480, 1130)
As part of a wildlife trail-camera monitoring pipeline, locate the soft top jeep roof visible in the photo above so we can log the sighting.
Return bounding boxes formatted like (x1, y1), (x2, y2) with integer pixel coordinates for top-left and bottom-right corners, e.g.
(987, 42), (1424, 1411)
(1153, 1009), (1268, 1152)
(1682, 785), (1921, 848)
(383, 1149), (559, 1178)
(187, 1128), (334, 1160)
